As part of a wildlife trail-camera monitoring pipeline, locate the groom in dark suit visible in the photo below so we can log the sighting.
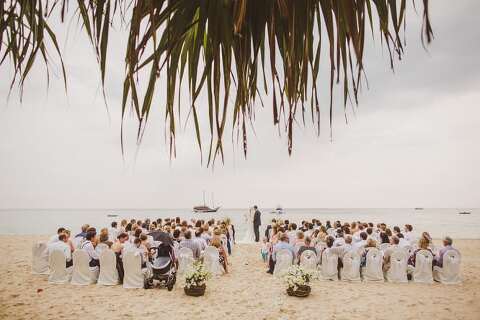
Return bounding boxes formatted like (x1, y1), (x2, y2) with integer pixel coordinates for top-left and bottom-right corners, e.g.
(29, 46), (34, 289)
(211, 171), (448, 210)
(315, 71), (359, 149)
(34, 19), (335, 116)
(253, 205), (261, 242)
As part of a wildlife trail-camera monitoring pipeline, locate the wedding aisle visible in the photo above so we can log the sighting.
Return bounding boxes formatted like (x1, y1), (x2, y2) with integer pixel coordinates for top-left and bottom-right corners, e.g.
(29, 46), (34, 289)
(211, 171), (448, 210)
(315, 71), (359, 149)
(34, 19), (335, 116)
(1, 236), (479, 320)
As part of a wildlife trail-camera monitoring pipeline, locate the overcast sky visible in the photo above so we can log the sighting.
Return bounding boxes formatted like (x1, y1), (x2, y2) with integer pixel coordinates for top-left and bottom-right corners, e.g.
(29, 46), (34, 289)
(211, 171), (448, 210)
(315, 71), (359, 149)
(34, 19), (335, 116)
(1, 1), (479, 209)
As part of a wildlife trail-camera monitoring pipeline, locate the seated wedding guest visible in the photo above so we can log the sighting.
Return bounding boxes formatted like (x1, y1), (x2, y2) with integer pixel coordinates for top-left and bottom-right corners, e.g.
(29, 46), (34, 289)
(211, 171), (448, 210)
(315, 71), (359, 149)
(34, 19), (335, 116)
(341, 235), (353, 256)
(73, 224), (89, 247)
(397, 233), (409, 248)
(179, 230), (201, 259)
(201, 224), (212, 244)
(268, 233), (294, 274)
(294, 231), (306, 255)
(80, 231), (100, 267)
(95, 233), (113, 256)
(195, 229), (208, 252)
(272, 233), (295, 262)
(379, 232), (390, 245)
(211, 237), (228, 273)
(296, 236), (316, 263)
(334, 230), (345, 247)
(63, 230), (75, 253)
(383, 236), (400, 271)
(47, 233), (74, 268)
(352, 232), (368, 252)
(407, 237), (433, 272)
(366, 227), (376, 241)
(49, 227), (66, 244)
(287, 223), (298, 246)
(120, 219), (128, 232)
(108, 221), (119, 242)
(404, 224), (416, 244)
(360, 239), (378, 267)
(316, 226), (328, 243)
(111, 232), (130, 254)
(421, 231), (433, 247)
(130, 238), (148, 267)
(352, 224), (365, 242)
(172, 229), (182, 243)
(434, 236), (459, 267)
(385, 228), (393, 238)
(393, 226), (401, 235)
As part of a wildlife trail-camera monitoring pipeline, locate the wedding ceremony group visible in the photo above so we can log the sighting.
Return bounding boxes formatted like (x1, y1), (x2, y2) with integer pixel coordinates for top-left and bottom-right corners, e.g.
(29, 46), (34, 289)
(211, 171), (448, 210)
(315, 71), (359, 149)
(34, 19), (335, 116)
(2, 0), (480, 319)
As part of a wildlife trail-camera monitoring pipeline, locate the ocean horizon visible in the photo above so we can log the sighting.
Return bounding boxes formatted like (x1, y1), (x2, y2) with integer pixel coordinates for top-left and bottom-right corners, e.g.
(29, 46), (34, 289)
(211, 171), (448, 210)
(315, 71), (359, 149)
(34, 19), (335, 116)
(1, 208), (478, 239)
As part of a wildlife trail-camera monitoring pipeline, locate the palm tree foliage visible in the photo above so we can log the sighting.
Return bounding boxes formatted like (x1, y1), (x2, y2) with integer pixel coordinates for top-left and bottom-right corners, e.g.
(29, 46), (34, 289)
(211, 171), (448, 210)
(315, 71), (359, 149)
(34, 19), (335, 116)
(1, 0), (433, 164)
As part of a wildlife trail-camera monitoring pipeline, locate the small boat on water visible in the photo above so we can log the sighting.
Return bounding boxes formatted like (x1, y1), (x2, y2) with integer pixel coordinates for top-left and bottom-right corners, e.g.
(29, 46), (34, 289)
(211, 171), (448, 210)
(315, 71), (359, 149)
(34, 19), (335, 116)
(193, 191), (220, 213)
(107, 214), (118, 217)
(458, 211), (471, 215)
(414, 208), (424, 210)
(270, 205), (285, 214)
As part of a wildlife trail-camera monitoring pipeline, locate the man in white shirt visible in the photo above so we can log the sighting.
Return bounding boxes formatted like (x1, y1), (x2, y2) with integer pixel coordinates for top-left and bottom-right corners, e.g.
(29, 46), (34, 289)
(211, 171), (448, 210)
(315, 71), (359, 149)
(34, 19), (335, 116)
(352, 232), (368, 252)
(382, 236), (401, 271)
(404, 224), (416, 245)
(48, 227), (66, 244)
(397, 233), (409, 248)
(80, 231), (100, 267)
(108, 221), (119, 242)
(287, 223), (298, 246)
(195, 229), (208, 252)
(47, 233), (73, 267)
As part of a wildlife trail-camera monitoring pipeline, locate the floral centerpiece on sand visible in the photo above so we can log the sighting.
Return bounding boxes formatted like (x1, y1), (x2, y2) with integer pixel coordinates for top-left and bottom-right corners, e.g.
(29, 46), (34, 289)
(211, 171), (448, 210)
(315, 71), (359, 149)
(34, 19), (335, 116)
(284, 265), (315, 297)
(184, 261), (212, 296)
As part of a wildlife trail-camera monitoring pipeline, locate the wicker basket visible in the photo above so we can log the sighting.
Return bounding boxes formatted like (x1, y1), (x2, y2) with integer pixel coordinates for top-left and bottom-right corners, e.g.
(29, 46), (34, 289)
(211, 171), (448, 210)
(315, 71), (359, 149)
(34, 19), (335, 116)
(184, 284), (206, 297)
(286, 285), (311, 297)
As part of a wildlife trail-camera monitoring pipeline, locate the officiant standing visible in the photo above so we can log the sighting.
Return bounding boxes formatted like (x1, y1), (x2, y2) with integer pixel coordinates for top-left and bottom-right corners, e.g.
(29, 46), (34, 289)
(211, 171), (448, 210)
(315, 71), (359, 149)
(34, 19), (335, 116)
(253, 205), (262, 242)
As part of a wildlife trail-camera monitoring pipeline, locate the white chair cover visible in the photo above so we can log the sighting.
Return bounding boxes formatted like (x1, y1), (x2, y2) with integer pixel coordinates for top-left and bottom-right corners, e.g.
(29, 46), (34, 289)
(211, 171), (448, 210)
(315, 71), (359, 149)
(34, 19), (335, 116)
(379, 243), (390, 252)
(273, 249), (293, 277)
(97, 249), (119, 286)
(203, 246), (224, 276)
(433, 250), (461, 284)
(71, 250), (99, 285)
(412, 250), (434, 283)
(341, 251), (361, 282)
(177, 247), (195, 276)
(320, 249), (338, 281)
(32, 242), (49, 274)
(315, 243), (326, 258)
(386, 249), (408, 283)
(48, 250), (71, 284)
(299, 250), (317, 272)
(363, 248), (384, 282)
(123, 251), (147, 289)
(403, 245), (414, 256)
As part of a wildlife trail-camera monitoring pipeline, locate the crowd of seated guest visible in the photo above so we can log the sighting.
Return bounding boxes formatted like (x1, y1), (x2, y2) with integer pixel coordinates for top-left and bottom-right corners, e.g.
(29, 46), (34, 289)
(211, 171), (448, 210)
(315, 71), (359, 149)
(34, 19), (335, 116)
(44, 217), (236, 283)
(262, 218), (460, 280)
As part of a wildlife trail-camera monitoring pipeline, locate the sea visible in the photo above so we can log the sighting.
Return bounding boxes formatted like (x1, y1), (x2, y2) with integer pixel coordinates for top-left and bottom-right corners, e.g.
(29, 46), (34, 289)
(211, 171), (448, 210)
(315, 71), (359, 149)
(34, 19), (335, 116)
(0, 208), (478, 239)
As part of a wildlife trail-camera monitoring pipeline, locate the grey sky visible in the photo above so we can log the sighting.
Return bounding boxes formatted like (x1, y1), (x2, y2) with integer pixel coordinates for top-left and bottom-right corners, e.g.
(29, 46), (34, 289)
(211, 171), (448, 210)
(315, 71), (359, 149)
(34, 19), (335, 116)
(1, 1), (479, 209)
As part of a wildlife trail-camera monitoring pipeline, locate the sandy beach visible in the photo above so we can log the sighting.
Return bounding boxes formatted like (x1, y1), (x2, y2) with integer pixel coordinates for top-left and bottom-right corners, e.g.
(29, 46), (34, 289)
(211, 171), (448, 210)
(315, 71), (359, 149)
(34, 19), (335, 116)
(0, 236), (479, 320)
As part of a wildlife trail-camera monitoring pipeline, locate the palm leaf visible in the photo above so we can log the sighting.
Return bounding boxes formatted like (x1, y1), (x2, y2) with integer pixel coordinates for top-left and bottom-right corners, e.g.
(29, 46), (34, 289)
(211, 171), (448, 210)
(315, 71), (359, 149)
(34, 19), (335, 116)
(1, 0), (434, 164)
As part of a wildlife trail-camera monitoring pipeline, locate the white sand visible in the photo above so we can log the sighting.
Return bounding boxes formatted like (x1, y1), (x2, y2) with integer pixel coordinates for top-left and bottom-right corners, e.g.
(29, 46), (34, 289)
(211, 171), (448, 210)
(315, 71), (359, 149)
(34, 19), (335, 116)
(0, 236), (479, 320)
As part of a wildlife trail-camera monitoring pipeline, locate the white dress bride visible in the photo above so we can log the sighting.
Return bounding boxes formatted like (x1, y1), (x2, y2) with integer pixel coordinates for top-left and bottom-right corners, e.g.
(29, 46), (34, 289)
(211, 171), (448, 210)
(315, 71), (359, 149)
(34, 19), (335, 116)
(240, 208), (255, 244)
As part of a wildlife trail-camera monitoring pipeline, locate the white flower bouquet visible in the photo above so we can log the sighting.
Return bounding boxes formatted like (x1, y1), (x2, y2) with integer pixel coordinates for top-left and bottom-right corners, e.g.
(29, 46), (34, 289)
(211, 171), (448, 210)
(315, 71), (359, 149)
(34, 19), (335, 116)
(284, 265), (315, 297)
(184, 261), (212, 289)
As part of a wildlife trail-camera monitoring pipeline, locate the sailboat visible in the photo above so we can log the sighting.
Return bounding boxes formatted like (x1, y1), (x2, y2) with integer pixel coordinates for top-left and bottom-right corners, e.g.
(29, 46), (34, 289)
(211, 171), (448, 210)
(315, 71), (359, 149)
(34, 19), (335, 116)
(193, 191), (220, 213)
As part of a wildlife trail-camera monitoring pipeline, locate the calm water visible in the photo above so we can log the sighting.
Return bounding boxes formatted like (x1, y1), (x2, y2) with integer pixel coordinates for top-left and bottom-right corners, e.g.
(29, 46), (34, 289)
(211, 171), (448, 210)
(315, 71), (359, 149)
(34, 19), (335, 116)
(0, 208), (478, 239)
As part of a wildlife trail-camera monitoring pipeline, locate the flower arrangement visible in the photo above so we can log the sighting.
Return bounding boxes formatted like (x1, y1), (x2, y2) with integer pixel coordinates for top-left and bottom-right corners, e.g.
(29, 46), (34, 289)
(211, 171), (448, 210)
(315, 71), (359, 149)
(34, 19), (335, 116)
(284, 265), (315, 297)
(184, 261), (211, 296)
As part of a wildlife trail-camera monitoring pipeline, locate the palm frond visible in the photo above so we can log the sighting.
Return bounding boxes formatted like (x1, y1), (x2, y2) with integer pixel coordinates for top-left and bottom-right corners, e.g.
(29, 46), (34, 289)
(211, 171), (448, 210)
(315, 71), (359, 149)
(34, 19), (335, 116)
(0, 0), (434, 165)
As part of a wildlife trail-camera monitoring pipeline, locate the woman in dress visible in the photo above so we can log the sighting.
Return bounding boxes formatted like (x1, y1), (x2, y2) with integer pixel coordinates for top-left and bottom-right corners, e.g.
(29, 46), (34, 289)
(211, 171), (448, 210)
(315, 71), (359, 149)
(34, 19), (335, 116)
(240, 207), (255, 243)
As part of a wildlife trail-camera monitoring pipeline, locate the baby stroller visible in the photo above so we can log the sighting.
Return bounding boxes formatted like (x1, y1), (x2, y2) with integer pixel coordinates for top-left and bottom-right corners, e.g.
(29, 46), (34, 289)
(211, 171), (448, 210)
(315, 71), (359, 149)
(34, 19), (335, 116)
(144, 242), (176, 290)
